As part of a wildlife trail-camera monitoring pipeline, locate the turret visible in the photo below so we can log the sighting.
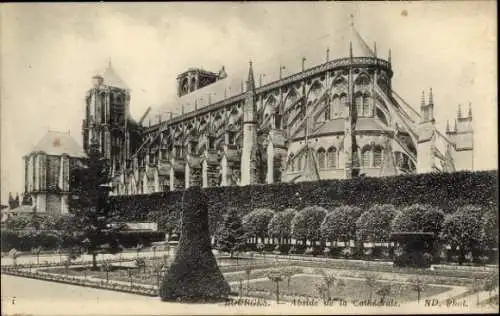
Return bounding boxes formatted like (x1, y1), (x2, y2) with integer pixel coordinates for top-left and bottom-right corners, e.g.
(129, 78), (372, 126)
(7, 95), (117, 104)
(453, 102), (474, 171)
(417, 88), (436, 174)
(83, 59), (131, 178)
(240, 61), (259, 185)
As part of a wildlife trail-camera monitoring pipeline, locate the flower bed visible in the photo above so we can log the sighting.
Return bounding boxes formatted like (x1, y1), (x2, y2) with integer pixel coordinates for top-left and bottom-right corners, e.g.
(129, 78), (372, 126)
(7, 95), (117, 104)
(1, 267), (158, 297)
(231, 275), (451, 303)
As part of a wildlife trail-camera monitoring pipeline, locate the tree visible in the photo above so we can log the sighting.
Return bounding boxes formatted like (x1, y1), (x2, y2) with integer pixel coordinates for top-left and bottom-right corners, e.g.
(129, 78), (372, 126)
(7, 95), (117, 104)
(101, 261), (112, 283)
(159, 186), (230, 301)
(217, 207), (246, 258)
(481, 210), (498, 250)
(67, 143), (123, 270)
(483, 272), (499, 297)
(391, 204), (444, 237)
(356, 204), (399, 243)
(315, 281), (328, 303)
(291, 206), (327, 245)
(408, 277), (425, 304)
(267, 270), (283, 304)
(375, 283), (392, 303)
(244, 265), (254, 294)
(281, 267), (303, 294)
(315, 268), (337, 300)
(135, 257), (146, 273)
(268, 208), (296, 245)
(441, 205), (484, 264)
(31, 246), (42, 265)
(242, 208), (275, 243)
(321, 205), (362, 246)
(471, 277), (484, 305)
(152, 261), (165, 288)
(364, 273), (378, 301)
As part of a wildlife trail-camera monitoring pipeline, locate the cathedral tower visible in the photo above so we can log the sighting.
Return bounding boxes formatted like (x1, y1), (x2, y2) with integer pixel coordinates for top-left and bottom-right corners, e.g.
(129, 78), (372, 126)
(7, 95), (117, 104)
(82, 60), (131, 174)
(240, 61), (258, 185)
(417, 88), (436, 173)
(453, 103), (474, 171)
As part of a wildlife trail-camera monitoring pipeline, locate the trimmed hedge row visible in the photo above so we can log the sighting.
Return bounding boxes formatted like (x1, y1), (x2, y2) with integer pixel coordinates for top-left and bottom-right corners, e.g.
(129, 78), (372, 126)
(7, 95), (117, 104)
(108, 171), (497, 234)
(1, 230), (165, 252)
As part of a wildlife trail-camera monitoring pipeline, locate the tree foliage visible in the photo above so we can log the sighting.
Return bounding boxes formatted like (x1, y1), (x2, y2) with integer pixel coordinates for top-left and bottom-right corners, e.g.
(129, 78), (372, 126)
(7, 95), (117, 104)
(481, 209), (498, 249)
(268, 208), (296, 239)
(291, 206), (327, 242)
(320, 205), (362, 243)
(391, 204), (445, 236)
(356, 204), (399, 242)
(217, 207), (246, 257)
(441, 205), (484, 255)
(67, 144), (123, 268)
(242, 208), (275, 239)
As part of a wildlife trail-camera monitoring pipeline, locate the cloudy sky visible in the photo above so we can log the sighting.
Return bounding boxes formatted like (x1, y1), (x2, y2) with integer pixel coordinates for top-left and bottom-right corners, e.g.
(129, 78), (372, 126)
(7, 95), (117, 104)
(0, 2), (497, 203)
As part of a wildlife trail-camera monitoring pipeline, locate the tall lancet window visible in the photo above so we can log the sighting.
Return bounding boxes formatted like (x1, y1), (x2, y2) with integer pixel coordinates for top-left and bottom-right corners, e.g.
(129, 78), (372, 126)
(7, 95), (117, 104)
(361, 147), (371, 168)
(340, 94), (347, 116)
(373, 147), (383, 168)
(327, 147), (337, 168)
(355, 94), (363, 117)
(317, 148), (326, 169)
(362, 95), (370, 116)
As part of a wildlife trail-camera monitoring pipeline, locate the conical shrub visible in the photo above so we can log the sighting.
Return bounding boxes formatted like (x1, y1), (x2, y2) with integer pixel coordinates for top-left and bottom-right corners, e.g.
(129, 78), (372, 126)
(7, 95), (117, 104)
(159, 186), (230, 302)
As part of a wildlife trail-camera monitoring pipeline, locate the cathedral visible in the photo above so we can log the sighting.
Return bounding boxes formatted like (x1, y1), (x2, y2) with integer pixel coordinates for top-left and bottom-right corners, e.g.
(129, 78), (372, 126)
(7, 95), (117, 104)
(81, 24), (474, 197)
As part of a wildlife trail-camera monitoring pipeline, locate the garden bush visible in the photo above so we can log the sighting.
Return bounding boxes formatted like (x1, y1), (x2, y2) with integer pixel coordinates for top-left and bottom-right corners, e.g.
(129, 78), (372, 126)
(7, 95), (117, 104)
(159, 186), (230, 301)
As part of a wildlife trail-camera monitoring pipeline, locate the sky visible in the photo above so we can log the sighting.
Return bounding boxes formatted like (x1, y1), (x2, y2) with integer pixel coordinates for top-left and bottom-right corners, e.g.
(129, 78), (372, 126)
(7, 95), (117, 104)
(0, 1), (497, 204)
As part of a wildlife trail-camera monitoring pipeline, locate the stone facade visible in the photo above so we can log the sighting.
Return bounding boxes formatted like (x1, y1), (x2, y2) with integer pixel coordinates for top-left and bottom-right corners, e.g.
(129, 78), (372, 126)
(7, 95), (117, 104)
(79, 25), (474, 196)
(23, 131), (86, 213)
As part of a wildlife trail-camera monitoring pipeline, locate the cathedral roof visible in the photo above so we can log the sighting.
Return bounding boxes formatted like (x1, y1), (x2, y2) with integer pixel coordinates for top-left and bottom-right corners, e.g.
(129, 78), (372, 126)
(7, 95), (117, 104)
(343, 24), (376, 58)
(141, 23), (379, 127)
(29, 131), (86, 158)
(94, 61), (129, 90)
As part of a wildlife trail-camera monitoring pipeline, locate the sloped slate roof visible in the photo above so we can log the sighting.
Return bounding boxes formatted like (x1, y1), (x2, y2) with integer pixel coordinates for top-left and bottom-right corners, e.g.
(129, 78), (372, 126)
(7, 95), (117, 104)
(94, 62), (129, 90)
(142, 24), (379, 127)
(30, 131), (86, 158)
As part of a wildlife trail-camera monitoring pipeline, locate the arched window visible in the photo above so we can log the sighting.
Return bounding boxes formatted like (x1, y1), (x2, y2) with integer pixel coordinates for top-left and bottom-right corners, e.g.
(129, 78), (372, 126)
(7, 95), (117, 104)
(288, 153), (295, 172)
(362, 95), (370, 116)
(297, 155), (303, 171)
(361, 147), (371, 168)
(373, 147), (383, 168)
(355, 94), (363, 116)
(327, 147), (337, 168)
(317, 148), (326, 169)
(339, 94), (348, 118)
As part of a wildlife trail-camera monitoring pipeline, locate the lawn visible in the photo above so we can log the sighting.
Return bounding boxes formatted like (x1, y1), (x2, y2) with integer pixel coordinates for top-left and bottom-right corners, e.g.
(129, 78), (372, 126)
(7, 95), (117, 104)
(243, 275), (451, 303)
(37, 256), (271, 287)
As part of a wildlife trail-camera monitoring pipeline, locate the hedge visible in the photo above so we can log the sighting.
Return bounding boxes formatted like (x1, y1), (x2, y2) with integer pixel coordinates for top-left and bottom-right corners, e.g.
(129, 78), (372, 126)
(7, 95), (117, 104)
(108, 170), (497, 234)
(1, 229), (165, 252)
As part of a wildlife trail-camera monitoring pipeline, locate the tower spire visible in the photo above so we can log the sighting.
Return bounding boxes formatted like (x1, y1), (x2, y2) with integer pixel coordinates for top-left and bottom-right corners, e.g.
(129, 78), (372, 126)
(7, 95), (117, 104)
(420, 90), (425, 107)
(468, 102), (472, 117)
(388, 49), (392, 64)
(349, 13), (355, 27)
(457, 104), (462, 118)
(349, 41), (353, 58)
(374, 42), (377, 57)
(446, 120), (450, 133)
(246, 61), (255, 91)
(428, 88), (433, 105)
